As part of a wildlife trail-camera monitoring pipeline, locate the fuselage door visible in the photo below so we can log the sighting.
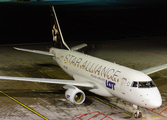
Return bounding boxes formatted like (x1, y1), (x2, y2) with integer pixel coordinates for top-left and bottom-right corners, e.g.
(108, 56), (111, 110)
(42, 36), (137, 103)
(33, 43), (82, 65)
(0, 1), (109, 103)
(121, 78), (127, 94)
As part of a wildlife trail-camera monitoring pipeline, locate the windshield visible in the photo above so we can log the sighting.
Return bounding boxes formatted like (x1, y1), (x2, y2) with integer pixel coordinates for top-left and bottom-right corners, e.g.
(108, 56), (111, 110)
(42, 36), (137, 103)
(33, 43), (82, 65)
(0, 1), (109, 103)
(139, 81), (156, 88)
(132, 81), (156, 88)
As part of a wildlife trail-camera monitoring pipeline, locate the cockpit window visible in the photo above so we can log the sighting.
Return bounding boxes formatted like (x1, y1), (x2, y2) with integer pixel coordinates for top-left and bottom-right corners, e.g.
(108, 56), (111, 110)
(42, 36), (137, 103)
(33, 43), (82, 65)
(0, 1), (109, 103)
(132, 81), (138, 87)
(139, 81), (156, 88)
(131, 81), (156, 88)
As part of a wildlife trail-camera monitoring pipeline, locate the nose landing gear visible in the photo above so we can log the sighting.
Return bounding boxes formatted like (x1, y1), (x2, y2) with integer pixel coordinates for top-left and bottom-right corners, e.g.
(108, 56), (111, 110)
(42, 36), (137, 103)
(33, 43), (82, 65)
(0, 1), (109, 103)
(133, 105), (142, 119)
(134, 111), (142, 119)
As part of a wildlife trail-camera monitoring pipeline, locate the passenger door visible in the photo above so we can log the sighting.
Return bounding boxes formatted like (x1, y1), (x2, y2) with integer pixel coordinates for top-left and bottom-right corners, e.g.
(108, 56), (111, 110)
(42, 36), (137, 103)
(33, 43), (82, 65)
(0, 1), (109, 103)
(121, 78), (127, 94)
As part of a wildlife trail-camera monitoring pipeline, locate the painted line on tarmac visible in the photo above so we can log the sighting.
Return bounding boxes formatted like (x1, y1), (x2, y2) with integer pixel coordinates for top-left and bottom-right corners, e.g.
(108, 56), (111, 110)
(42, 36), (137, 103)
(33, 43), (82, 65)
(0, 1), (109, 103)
(19, 60), (54, 78)
(125, 111), (134, 116)
(3, 52), (54, 78)
(0, 52), (56, 119)
(145, 108), (167, 118)
(21, 61), (26, 65)
(142, 51), (167, 59)
(0, 91), (49, 120)
(13, 58), (18, 61)
(38, 70), (44, 73)
(29, 65), (34, 69)
(109, 103), (118, 109)
(160, 107), (167, 114)
(5, 54), (11, 57)
(75, 111), (114, 120)
(94, 96), (103, 101)
(94, 96), (133, 116)
(47, 74), (54, 78)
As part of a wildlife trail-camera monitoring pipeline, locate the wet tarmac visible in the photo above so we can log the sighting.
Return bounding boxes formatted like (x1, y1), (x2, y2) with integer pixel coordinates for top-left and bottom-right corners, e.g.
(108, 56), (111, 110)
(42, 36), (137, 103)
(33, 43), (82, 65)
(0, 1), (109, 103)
(0, 37), (167, 120)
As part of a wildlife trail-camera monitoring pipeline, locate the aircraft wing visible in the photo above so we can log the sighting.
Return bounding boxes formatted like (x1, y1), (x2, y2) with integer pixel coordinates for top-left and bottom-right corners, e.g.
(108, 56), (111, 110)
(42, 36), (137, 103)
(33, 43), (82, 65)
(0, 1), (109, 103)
(0, 76), (95, 88)
(14, 47), (54, 56)
(71, 43), (87, 51)
(141, 63), (167, 75)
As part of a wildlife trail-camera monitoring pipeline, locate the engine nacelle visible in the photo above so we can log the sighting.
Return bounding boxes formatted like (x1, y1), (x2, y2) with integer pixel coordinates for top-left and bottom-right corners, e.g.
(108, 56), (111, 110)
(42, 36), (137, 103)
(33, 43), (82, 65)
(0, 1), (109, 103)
(65, 88), (85, 104)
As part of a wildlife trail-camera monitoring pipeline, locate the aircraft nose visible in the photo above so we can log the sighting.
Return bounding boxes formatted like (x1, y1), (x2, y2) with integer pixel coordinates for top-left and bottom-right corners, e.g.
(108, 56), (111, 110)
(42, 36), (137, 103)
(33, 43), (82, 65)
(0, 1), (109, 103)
(151, 98), (162, 108)
(147, 95), (162, 108)
(144, 87), (162, 108)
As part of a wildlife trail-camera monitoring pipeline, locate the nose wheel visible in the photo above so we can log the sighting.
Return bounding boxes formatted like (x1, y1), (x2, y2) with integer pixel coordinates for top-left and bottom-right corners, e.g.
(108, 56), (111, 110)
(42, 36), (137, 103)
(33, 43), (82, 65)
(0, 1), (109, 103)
(134, 111), (142, 119)
(134, 106), (142, 119)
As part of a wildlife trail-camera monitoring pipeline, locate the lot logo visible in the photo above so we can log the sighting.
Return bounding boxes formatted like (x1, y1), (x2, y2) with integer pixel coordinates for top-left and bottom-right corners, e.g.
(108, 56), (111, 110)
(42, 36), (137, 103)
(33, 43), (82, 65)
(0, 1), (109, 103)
(66, 95), (70, 99)
(106, 80), (115, 90)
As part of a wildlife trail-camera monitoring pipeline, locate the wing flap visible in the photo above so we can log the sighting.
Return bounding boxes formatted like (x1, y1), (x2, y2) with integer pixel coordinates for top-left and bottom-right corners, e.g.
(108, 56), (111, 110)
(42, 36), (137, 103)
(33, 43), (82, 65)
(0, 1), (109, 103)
(141, 64), (167, 75)
(0, 76), (95, 88)
(14, 47), (54, 56)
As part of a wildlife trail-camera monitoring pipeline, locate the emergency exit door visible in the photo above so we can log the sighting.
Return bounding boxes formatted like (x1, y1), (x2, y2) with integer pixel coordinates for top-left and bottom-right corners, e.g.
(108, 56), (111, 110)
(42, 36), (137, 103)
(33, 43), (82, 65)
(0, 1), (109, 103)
(121, 78), (127, 94)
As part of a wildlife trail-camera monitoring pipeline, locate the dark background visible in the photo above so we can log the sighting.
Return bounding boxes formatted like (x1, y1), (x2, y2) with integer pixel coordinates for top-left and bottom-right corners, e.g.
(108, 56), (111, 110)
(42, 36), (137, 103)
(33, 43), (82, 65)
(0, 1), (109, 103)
(0, 1), (167, 44)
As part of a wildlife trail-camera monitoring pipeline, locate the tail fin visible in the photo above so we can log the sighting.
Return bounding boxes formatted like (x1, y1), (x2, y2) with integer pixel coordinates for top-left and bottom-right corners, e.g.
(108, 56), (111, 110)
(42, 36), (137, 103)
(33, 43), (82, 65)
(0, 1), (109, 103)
(51, 6), (70, 50)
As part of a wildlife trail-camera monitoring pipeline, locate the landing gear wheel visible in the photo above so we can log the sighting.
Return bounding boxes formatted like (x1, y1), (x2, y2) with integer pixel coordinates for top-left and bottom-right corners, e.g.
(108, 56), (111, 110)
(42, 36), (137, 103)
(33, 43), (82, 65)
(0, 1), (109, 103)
(134, 112), (137, 118)
(139, 112), (142, 118)
(134, 112), (142, 119)
(133, 105), (142, 119)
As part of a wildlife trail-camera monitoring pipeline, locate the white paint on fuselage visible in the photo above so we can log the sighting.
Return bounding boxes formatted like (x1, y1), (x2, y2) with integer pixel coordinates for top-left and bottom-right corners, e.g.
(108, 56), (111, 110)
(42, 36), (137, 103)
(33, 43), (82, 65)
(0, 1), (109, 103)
(50, 48), (162, 108)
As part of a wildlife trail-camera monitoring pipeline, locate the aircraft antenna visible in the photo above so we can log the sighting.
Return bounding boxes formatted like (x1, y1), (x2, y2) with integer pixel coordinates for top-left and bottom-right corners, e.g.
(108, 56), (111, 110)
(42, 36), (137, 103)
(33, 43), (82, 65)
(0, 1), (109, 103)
(52, 6), (71, 50)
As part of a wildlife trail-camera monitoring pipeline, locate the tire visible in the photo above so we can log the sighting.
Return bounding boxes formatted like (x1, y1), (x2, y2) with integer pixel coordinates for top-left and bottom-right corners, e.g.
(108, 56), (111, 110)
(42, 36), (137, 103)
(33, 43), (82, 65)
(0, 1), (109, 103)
(134, 112), (138, 118)
(139, 112), (142, 118)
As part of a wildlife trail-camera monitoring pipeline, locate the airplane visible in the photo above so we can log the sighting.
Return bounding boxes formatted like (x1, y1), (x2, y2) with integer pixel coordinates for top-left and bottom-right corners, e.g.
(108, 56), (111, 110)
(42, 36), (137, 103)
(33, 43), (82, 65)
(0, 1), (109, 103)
(0, 6), (166, 118)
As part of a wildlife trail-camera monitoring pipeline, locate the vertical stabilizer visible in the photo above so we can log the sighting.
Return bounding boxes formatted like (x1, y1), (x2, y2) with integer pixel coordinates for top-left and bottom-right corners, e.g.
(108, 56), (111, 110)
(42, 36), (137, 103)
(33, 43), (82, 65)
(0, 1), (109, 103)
(51, 6), (70, 50)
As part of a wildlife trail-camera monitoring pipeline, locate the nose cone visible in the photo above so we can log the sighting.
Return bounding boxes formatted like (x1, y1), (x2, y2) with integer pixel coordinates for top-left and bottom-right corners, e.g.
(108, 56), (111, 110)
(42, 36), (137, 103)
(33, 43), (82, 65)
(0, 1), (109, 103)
(143, 87), (162, 108)
(146, 91), (162, 108)
(149, 96), (162, 108)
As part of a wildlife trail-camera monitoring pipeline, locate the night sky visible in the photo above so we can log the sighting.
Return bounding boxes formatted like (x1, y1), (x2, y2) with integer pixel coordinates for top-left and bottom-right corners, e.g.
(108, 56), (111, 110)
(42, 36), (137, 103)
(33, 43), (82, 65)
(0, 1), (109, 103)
(0, 1), (167, 44)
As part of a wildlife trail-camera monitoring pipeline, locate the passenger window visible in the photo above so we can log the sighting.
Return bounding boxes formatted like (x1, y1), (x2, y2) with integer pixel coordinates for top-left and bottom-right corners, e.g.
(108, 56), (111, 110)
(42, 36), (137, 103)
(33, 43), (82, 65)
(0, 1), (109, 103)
(132, 82), (138, 87)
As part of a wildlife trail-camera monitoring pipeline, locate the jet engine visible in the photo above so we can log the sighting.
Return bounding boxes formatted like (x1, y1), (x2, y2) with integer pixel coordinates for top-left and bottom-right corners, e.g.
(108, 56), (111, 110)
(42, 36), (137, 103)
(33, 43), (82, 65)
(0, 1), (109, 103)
(65, 88), (85, 104)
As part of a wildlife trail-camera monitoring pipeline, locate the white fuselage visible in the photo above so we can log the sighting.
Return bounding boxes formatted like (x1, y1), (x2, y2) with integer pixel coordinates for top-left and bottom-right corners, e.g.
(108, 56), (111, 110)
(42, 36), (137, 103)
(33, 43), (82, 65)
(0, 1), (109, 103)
(50, 48), (162, 108)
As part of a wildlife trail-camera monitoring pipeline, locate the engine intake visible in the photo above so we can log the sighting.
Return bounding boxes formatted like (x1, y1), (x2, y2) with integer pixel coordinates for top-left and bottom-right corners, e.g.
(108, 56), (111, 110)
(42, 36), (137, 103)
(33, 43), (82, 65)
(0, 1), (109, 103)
(65, 88), (85, 104)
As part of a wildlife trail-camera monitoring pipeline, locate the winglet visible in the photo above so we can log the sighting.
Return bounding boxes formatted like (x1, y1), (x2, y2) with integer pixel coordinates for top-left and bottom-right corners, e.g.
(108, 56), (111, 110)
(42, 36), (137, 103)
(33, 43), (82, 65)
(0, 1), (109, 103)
(71, 43), (87, 51)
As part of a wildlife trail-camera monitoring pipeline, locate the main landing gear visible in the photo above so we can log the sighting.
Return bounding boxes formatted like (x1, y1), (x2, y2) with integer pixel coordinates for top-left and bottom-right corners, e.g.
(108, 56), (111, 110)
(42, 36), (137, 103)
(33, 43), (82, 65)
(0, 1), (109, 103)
(133, 105), (142, 119)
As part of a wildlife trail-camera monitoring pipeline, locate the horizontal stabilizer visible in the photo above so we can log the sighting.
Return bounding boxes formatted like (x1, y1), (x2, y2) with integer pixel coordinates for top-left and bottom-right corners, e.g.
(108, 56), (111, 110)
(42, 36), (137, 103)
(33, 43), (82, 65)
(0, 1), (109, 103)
(14, 47), (54, 56)
(141, 63), (167, 75)
(71, 43), (87, 51)
(0, 76), (95, 88)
